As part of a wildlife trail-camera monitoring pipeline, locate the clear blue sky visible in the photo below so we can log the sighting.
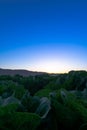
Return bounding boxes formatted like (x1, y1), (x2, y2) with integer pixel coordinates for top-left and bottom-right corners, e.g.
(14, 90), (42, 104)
(0, 0), (87, 73)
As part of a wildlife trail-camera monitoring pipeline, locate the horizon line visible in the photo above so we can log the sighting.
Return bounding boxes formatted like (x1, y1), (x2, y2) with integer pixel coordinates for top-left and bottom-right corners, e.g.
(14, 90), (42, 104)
(0, 67), (87, 74)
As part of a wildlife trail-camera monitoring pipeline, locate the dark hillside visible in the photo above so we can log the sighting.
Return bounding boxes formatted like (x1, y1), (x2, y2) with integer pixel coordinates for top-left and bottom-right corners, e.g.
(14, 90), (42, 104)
(0, 70), (87, 130)
(0, 68), (46, 77)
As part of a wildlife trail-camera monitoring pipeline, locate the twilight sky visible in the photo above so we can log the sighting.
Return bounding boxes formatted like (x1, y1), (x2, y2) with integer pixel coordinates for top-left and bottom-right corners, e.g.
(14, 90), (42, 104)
(0, 0), (87, 73)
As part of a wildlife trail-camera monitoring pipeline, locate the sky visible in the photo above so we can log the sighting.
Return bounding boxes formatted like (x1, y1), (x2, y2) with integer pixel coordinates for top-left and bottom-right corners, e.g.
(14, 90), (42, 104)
(0, 0), (87, 73)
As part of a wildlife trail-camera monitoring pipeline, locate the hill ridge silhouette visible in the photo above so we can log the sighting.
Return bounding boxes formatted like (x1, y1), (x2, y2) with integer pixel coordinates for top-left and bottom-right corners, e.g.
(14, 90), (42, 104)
(0, 68), (46, 76)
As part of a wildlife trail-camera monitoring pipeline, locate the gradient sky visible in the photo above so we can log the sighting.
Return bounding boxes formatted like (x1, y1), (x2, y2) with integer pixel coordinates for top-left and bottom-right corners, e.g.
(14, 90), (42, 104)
(0, 0), (87, 73)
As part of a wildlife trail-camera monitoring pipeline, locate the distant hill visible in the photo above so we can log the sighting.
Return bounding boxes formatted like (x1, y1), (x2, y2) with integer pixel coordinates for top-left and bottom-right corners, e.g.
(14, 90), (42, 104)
(0, 68), (46, 77)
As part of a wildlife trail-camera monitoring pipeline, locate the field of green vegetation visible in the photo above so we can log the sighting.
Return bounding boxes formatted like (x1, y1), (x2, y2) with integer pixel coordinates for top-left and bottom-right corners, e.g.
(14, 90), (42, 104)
(0, 70), (87, 130)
